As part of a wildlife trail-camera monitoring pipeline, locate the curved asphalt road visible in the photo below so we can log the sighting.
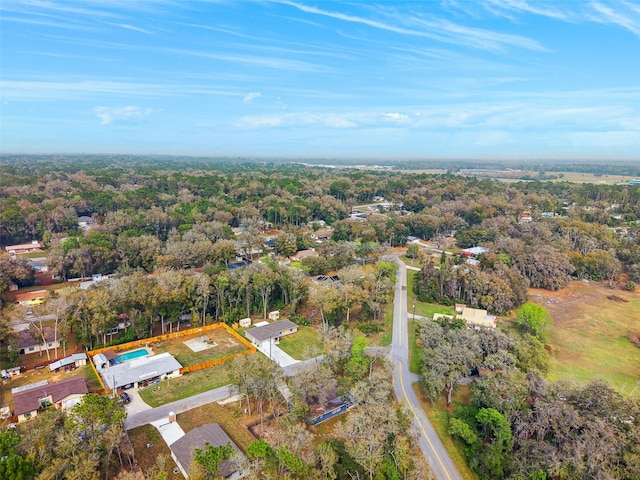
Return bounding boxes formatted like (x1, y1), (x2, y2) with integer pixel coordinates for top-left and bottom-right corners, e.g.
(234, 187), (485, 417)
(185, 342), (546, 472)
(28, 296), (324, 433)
(390, 259), (463, 480)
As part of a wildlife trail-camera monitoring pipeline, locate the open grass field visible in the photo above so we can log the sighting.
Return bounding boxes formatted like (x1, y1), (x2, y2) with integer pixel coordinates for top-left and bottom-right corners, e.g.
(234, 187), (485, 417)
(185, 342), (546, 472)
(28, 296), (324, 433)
(278, 326), (324, 360)
(152, 328), (249, 367)
(127, 424), (183, 480)
(139, 362), (230, 407)
(413, 382), (478, 480)
(530, 281), (640, 393)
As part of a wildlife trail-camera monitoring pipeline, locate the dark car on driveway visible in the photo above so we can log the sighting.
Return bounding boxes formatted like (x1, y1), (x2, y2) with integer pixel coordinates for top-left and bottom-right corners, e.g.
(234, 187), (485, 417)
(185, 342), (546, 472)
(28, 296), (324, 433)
(119, 392), (130, 404)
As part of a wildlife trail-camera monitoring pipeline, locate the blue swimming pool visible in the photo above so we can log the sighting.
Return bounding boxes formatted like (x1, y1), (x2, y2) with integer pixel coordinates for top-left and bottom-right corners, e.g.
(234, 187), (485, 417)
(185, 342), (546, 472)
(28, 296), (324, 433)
(115, 348), (149, 363)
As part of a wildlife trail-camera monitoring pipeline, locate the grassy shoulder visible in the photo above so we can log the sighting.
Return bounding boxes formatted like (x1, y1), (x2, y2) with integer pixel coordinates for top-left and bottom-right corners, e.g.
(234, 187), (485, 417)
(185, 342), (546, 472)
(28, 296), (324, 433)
(139, 363), (230, 407)
(412, 383), (478, 480)
(278, 325), (324, 360)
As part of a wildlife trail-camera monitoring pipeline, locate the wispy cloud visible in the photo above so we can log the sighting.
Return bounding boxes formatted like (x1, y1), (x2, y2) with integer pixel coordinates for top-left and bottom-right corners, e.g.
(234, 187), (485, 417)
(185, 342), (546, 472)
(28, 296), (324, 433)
(94, 105), (154, 125)
(589, 1), (640, 37)
(243, 92), (261, 103)
(283, 1), (546, 52)
(115, 23), (152, 35)
(484, 0), (569, 21)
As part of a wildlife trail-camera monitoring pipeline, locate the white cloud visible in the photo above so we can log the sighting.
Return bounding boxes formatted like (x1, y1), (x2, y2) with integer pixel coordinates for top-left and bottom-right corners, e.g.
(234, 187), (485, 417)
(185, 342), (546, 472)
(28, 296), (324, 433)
(116, 24), (152, 35)
(94, 105), (153, 125)
(244, 92), (261, 103)
(383, 112), (409, 121)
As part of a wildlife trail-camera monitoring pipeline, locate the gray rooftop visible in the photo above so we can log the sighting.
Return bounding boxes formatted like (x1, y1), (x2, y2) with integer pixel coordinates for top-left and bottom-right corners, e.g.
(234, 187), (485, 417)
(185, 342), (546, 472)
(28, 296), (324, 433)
(97, 352), (182, 389)
(171, 423), (244, 478)
(245, 319), (297, 342)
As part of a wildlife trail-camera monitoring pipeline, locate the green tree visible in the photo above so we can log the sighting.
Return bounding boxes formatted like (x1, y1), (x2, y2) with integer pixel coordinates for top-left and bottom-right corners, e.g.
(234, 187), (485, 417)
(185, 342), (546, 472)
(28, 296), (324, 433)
(0, 431), (34, 480)
(194, 442), (235, 479)
(516, 303), (552, 341)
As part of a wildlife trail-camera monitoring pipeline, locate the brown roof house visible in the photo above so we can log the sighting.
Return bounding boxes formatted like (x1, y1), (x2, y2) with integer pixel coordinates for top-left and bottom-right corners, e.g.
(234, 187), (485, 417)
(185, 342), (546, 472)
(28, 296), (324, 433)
(170, 423), (247, 479)
(4, 240), (42, 255)
(12, 376), (88, 422)
(16, 327), (60, 355)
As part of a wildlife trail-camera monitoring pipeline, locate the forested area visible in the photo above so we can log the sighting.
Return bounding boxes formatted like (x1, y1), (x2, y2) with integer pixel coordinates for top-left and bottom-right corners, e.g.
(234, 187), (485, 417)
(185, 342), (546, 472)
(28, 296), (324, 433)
(1, 156), (640, 479)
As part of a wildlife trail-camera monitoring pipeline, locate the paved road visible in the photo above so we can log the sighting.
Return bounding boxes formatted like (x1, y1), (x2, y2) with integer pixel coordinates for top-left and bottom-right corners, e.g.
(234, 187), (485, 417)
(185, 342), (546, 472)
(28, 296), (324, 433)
(124, 356), (323, 430)
(390, 259), (463, 480)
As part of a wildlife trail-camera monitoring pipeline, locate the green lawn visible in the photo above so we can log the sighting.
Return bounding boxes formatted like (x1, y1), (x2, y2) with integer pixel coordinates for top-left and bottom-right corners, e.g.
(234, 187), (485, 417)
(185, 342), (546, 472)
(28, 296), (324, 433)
(413, 383), (478, 480)
(138, 363), (231, 407)
(177, 402), (255, 452)
(278, 326), (324, 360)
(531, 283), (640, 394)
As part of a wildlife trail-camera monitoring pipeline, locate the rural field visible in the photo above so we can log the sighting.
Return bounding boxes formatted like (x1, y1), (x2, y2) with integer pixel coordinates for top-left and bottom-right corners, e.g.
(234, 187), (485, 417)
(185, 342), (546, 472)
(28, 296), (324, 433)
(529, 281), (640, 393)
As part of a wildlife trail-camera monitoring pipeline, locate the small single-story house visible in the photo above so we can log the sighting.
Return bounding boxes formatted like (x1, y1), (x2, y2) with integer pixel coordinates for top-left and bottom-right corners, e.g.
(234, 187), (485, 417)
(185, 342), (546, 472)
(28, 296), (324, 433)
(12, 377), (88, 422)
(77, 216), (95, 231)
(4, 241), (42, 255)
(434, 305), (496, 329)
(16, 327), (60, 355)
(290, 248), (317, 262)
(171, 423), (247, 479)
(244, 319), (298, 350)
(459, 306), (496, 329)
(311, 229), (333, 243)
(49, 353), (88, 372)
(461, 247), (488, 257)
(94, 351), (182, 391)
(15, 290), (48, 306)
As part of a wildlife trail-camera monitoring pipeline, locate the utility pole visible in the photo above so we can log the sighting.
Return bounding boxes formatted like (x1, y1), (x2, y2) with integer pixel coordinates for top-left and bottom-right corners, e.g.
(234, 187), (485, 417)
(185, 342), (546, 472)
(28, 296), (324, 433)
(412, 302), (416, 333)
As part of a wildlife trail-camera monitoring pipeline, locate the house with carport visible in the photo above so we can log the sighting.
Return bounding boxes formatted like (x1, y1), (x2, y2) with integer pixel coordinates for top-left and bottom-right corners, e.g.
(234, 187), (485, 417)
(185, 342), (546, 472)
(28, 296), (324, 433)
(93, 351), (182, 391)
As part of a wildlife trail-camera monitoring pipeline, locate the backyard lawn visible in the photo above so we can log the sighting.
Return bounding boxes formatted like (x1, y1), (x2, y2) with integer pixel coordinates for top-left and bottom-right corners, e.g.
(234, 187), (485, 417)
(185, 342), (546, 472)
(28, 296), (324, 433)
(278, 326), (323, 360)
(139, 363), (230, 407)
(152, 328), (249, 367)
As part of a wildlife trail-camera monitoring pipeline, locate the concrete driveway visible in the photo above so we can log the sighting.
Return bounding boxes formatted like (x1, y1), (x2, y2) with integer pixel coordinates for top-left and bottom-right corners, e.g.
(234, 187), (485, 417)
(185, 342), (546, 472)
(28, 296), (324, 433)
(255, 342), (299, 367)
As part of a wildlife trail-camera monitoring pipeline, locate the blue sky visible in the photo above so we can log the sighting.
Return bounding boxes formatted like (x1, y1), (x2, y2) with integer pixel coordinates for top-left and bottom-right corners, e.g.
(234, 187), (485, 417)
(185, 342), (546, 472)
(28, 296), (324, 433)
(1, 1), (639, 160)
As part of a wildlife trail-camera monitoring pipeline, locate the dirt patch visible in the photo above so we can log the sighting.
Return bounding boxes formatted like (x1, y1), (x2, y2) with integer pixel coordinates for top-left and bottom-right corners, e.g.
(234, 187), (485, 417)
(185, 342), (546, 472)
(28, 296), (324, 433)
(629, 332), (640, 348)
(528, 281), (636, 326)
(607, 295), (629, 303)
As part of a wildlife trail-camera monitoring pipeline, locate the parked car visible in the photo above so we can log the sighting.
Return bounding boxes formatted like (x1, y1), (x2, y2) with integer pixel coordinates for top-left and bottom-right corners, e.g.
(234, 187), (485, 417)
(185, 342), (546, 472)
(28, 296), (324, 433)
(119, 392), (130, 404)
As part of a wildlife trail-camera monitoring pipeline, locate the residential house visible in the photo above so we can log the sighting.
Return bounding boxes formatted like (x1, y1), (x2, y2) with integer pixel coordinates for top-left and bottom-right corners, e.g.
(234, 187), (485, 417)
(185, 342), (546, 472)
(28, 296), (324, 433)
(310, 229), (333, 243)
(433, 304), (497, 329)
(77, 215), (95, 231)
(171, 423), (247, 479)
(244, 319), (298, 350)
(16, 327), (60, 355)
(93, 351), (182, 391)
(458, 306), (497, 329)
(49, 353), (88, 372)
(15, 290), (48, 306)
(4, 240), (42, 255)
(461, 246), (488, 257)
(290, 248), (317, 262)
(12, 377), (88, 422)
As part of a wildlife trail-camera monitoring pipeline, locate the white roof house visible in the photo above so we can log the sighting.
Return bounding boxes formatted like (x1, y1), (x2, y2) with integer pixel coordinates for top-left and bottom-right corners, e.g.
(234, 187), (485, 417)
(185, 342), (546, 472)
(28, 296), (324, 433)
(94, 352), (182, 390)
